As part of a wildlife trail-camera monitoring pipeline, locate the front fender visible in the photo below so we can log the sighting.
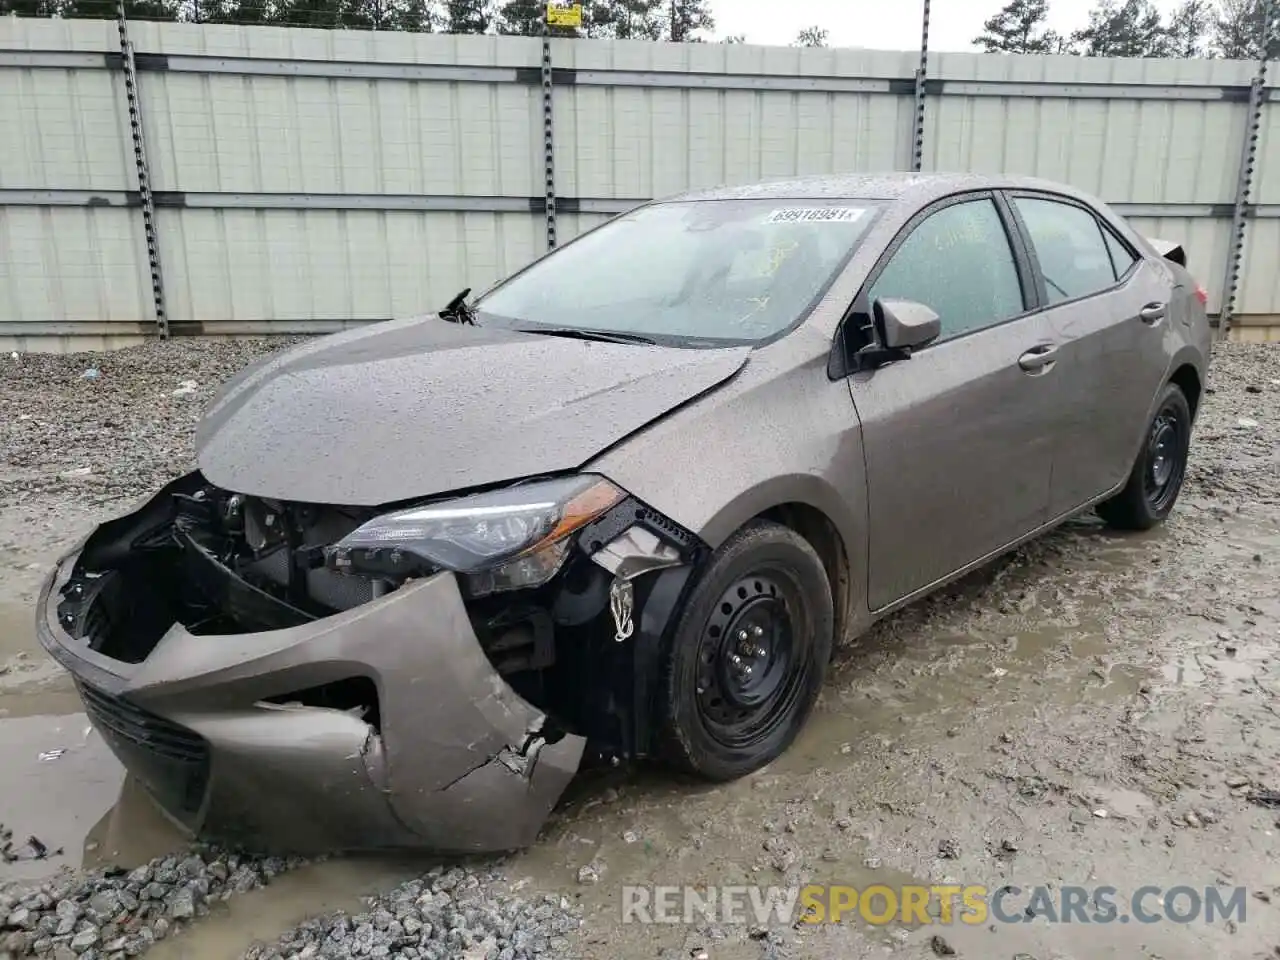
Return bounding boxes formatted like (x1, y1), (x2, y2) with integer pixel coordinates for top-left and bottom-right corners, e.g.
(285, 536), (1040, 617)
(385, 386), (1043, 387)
(587, 346), (869, 621)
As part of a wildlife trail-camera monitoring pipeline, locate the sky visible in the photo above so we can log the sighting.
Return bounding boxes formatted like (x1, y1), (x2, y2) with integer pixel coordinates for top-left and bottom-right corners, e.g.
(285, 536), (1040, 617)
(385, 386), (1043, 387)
(708, 0), (1187, 51)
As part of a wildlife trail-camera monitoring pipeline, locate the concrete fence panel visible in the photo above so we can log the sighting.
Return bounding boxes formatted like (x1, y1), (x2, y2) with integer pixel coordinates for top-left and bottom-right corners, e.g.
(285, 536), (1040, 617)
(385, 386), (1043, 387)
(0, 17), (1275, 350)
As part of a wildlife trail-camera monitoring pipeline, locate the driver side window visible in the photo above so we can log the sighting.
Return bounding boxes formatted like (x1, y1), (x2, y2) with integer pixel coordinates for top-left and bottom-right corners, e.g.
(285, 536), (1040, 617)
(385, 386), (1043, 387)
(868, 198), (1025, 341)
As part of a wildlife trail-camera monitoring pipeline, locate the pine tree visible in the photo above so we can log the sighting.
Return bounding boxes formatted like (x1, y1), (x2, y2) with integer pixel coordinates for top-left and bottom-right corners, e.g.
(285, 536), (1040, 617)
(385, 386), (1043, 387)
(444, 0), (492, 33)
(335, 0), (433, 30)
(388, 0), (435, 31)
(1071, 0), (1168, 56)
(60, 0), (179, 18)
(793, 25), (828, 47)
(666, 0), (713, 41)
(0, 0), (59, 14)
(973, 0), (1062, 53)
(591, 0), (664, 39)
(263, 0), (342, 27)
(497, 0), (542, 34)
(1164, 0), (1213, 56)
(1212, 0), (1280, 58)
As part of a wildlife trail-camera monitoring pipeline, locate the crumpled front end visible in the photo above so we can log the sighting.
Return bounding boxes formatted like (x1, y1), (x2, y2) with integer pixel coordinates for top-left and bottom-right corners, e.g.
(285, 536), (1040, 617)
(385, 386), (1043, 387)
(36, 473), (590, 855)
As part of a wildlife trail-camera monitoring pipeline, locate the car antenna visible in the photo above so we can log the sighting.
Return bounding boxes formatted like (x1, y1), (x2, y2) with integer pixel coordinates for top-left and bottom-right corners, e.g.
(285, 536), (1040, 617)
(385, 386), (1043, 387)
(441, 288), (476, 325)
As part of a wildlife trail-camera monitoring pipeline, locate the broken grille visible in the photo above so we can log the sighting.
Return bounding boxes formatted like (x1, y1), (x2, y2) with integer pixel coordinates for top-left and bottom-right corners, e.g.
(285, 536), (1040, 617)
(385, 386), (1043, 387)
(78, 681), (210, 816)
(77, 681), (207, 764)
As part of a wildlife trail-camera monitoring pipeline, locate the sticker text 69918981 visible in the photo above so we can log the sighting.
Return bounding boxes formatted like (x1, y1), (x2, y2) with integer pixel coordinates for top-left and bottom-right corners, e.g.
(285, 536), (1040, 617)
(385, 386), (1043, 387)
(765, 207), (866, 224)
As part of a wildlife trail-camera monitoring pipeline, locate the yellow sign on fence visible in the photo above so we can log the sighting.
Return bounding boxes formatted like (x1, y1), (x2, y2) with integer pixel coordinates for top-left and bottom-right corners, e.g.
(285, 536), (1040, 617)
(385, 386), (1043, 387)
(547, 1), (583, 27)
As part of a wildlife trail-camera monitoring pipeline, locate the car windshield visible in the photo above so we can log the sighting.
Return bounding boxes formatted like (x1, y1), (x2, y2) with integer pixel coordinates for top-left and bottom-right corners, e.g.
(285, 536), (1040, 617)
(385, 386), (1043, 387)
(475, 199), (882, 346)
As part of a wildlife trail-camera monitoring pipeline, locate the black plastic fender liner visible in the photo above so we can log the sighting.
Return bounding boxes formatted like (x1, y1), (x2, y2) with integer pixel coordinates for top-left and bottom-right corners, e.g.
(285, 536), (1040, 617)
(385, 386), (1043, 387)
(630, 563), (697, 759)
(562, 491), (706, 758)
(76, 471), (205, 571)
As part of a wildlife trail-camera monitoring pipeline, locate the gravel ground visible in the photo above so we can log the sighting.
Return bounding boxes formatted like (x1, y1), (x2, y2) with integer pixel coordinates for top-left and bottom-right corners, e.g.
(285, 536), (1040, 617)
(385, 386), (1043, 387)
(1, 849), (581, 960)
(3, 336), (1273, 510)
(2, 337), (1280, 960)
(241, 868), (583, 960)
(0, 339), (304, 509)
(1, 849), (300, 959)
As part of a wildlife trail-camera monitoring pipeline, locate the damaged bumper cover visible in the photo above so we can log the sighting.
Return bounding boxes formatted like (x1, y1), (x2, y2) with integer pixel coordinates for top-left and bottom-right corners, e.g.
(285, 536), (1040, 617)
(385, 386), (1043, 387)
(36, 548), (585, 855)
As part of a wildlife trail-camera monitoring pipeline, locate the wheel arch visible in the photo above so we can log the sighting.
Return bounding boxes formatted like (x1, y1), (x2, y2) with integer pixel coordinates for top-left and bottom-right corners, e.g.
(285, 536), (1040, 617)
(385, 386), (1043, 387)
(754, 502), (854, 653)
(1123, 348), (1206, 469)
(1168, 362), (1202, 421)
(688, 476), (865, 650)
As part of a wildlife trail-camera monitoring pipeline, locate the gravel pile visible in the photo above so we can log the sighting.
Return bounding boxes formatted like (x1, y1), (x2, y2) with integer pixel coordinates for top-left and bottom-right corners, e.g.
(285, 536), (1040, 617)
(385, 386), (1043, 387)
(0, 849), (300, 959)
(0, 849), (583, 960)
(1185, 340), (1280, 503)
(0, 338), (304, 509)
(242, 866), (582, 960)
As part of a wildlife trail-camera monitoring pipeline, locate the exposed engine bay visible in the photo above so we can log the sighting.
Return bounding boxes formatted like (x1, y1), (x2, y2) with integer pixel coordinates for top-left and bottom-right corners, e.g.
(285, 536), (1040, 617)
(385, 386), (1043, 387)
(56, 472), (704, 762)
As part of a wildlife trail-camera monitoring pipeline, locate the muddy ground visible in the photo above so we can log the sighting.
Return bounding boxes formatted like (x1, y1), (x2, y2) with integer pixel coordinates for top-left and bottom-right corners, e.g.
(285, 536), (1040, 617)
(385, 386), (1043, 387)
(1, 340), (1279, 960)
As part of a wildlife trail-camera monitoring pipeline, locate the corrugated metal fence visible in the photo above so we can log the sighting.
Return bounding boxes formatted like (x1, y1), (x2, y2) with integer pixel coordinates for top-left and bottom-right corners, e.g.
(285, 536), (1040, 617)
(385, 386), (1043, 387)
(1, 17), (1278, 352)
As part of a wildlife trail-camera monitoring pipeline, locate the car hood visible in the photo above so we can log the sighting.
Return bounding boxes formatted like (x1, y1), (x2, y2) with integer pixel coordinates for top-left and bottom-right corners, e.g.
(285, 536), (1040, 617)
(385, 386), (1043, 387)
(195, 316), (751, 506)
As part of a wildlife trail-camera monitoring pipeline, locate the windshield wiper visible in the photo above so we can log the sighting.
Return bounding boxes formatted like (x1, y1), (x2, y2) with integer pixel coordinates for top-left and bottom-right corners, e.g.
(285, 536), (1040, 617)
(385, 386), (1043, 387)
(522, 327), (658, 346)
(440, 288), (477, 325)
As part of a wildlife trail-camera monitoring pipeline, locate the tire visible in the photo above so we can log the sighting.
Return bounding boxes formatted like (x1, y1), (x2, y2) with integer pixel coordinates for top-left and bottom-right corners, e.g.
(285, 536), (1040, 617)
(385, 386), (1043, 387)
(1097, 382), (1192, 531)
(658, 520), (833, 782)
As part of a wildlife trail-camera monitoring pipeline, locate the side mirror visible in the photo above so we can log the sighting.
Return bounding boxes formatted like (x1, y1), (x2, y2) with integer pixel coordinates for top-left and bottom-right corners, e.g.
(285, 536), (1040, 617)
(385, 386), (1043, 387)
(874, 298), (941, 351)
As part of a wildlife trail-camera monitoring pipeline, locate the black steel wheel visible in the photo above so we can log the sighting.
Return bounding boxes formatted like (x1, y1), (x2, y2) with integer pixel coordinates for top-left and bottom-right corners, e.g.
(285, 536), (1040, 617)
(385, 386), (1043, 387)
(1098, 382), (1192, 531)
(659, 521), (833, 782)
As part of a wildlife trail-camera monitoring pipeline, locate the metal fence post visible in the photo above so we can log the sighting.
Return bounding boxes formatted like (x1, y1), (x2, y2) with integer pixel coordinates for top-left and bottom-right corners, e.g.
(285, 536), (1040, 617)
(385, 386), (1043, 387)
(1217, 5), (1273, 341)
(541, 12), (558, 250)
(910, 0), (931, 173)
(116, 0), (170, 339)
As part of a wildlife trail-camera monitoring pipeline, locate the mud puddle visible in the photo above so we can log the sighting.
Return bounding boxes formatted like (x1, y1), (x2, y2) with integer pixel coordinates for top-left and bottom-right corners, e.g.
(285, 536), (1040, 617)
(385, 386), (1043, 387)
(0, 592), (129, 884)
(0, 713), (124, 882)
(0, 588), (170, 887)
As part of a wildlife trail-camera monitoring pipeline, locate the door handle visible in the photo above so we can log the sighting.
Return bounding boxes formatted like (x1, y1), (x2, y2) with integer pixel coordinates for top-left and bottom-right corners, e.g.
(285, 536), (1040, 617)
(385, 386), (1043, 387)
(1018, 344), (1059, 372)
(1139, 302), (1167, 324)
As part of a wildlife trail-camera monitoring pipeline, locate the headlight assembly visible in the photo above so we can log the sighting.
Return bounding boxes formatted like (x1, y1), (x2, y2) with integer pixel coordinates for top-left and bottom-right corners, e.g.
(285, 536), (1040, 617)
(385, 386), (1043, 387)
(326, 475), (625, 596)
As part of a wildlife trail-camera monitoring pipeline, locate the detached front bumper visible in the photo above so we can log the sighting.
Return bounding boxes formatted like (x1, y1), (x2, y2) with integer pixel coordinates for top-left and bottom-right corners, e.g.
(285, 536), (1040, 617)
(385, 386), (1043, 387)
(36, 548), (585, 855)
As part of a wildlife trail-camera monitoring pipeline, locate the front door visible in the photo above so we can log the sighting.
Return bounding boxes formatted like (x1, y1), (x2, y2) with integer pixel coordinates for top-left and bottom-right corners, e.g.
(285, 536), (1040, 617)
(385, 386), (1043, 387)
(847, 195), (1062, 611)
(1006, 193), (1175, 515)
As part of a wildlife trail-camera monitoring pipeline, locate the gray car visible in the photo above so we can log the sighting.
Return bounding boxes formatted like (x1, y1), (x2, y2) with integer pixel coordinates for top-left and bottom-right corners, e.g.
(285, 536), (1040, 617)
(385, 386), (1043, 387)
(37, 173), (1210, 854)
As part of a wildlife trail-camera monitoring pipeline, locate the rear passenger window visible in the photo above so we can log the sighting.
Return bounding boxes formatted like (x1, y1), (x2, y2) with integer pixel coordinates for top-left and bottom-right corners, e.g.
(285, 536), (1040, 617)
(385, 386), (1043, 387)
(1103, 228), (1138, 278)
(868, 198), (1025, 340)
(1013, 197), (1117, 304)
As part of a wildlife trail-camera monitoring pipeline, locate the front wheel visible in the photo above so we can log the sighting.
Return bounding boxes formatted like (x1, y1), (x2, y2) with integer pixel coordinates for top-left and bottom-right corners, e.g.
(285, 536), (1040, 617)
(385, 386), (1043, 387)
(657, 521), (833, 782)
(1097, 382), (1192, 531)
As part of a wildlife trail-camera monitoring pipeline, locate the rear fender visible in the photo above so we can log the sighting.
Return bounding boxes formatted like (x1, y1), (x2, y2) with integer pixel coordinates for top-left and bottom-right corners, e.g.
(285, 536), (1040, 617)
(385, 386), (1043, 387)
(1123, 345), (1207, 469)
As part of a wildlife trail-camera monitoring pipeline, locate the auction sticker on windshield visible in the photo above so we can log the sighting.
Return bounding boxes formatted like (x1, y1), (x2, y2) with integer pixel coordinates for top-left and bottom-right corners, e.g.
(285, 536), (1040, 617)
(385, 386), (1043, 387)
(765, 207), (866, 224)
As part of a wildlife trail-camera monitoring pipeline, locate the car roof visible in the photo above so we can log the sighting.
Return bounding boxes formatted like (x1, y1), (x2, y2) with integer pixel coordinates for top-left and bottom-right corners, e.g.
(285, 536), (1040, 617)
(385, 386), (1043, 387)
(664, 173), (1102, 209)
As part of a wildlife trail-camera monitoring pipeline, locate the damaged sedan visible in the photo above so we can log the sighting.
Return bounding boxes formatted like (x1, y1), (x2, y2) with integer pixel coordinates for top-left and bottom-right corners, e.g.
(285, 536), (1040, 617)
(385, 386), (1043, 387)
(38, 173), (1211, 854)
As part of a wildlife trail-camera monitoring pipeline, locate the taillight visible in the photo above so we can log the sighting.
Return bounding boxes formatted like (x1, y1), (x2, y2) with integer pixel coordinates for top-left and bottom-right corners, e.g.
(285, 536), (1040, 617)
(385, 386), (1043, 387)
(1194, 285), (1208, 306)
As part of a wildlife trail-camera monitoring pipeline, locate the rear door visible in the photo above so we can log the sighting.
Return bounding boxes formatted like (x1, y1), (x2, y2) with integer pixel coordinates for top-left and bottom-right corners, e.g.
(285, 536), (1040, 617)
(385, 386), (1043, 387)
(846, 193), (1063, 611)
(1005, 193), (1174, 516)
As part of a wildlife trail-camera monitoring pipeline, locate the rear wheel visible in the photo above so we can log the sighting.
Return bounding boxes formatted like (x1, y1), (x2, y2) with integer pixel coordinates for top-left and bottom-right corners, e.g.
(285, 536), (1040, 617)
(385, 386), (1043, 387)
(658, 521), (832, 781)
(1097, 382), (1192, 531)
